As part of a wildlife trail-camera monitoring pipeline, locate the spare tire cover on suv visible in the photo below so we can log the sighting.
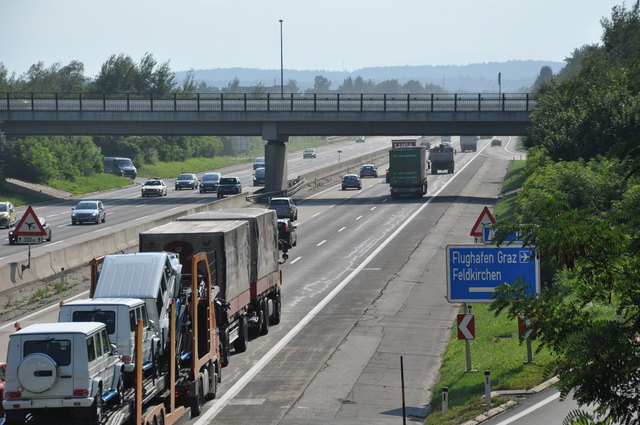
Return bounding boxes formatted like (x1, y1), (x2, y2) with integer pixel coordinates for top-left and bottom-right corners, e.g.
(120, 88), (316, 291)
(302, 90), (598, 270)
(18, 353), (58, 393)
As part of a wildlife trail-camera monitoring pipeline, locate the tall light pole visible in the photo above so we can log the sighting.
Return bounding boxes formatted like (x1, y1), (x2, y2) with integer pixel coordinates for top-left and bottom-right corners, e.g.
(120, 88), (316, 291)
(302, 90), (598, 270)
(498, 72), (502, 98)
(279, 19), (284, 98)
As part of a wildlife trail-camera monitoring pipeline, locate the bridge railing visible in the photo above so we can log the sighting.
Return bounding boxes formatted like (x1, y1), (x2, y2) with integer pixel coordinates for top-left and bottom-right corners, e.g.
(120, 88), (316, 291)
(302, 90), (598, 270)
(1, 92), (537, 113)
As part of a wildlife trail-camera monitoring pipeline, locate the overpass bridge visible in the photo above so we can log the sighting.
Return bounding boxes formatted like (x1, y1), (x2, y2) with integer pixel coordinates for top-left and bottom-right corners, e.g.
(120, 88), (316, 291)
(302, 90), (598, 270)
(0, 91), (536, 191)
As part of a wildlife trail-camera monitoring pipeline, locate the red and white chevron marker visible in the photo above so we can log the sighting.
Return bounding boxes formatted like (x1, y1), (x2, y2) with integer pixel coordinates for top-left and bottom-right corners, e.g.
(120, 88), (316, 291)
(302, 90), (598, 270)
(457, 313), (475, 340)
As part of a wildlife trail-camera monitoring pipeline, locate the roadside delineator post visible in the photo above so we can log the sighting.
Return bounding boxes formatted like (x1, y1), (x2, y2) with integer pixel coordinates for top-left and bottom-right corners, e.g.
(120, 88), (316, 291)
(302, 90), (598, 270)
(442, 387), (449, 414)
(484, 370), (492, 405)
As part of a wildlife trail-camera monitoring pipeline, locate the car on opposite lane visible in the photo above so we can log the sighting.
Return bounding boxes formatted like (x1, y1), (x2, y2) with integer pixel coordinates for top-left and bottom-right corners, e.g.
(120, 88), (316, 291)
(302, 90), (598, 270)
(9, 217), (52, 245)
(141, 179), (168, 197)
(359, 164), (378, 178)
(0, 201), (16, 228)
(303, 148), (317, 159)
(491, 137), (502, 146)
(71, 200), (107, 225)
(342, 174), (362, 190)
(199, 172), (221, 193)
(253, 157), (266, 170)
(175, 173), (199, 190)
(268, 197), (298, 221)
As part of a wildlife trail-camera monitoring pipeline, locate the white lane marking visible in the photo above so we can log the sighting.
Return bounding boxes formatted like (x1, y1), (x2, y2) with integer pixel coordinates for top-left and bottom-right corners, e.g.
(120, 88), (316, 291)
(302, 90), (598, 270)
(169, 207), (181, 211)
(329, 205), (335, 208)
(290, 257), (301, 264)
(492, 392), (561, 425)
(0, 257), (4, 260)
(370, 207), (376, 211)
(312, 212), (320, 217)
(382, 198), (388, 203)
(317, 240), (326, 247)
(95, 226), (112, 232)
(0, 290), (89, 331)
(194, 136), (476, 425)
(47, 241), (63, 246)
(135, 204), (146, 208)
(338, 227), (346, 232)
(136, 216), (149, 221)
(355, 215), (363, 221)
(57, 224), (71, 228)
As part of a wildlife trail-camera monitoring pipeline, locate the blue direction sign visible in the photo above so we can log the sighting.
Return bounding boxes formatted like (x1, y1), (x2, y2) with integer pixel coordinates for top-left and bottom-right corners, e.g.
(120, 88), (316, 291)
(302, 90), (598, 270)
(483, 227), (522, 244)
(446, 244), (540, 303)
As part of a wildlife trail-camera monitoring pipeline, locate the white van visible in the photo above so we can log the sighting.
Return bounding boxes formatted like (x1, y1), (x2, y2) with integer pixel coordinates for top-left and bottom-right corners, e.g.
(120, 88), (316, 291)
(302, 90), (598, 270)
(2, 322), (123, 425)
(92, 252), (181, 358)
(59, 298), (158, 381)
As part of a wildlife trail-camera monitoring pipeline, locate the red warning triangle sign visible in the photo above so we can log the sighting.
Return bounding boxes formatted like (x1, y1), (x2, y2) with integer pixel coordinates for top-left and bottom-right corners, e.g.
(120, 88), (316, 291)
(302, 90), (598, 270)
(12, 206), (47, 236)
(470, 206), (495, 237)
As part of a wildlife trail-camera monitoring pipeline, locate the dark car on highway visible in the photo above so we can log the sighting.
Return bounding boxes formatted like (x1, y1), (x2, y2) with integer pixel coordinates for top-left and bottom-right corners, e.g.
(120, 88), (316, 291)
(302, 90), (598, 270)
(277, 218), (297, 251)
(491, 137), (502, 146)
(217, 176), (242, 198)
(199, 172), (221, 193)
(253, 157), (266, 170)
(268, 197), (298, 221)
(253, 168), (266, 186)
(342, 174), (362, 190)
(71, 200), (107, 225)
(175, 173), (199, 190)
(359, 164), (378, 178)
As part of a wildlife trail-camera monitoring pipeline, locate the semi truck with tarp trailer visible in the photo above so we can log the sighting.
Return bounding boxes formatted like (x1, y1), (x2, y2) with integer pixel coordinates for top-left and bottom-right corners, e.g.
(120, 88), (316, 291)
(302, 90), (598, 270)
(388, 146), (428, 198)
(139, 214), (282, 367)
(429, 142), (456, 174)
(460, 135), (478, 152)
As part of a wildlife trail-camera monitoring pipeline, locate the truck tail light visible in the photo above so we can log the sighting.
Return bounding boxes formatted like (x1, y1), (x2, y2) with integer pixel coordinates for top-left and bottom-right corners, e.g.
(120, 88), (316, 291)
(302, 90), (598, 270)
(5, 391), (21, 399)
(73, 389), (90, 397)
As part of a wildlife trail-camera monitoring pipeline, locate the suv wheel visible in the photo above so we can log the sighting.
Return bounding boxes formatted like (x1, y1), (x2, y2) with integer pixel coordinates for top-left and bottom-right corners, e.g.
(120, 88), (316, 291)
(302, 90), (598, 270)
(91, 386), (103, 425)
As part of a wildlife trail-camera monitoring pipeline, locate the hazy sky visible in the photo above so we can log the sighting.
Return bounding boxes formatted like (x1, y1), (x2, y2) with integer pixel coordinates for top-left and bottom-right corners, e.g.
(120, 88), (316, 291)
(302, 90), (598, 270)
(0, 0), (625, 79)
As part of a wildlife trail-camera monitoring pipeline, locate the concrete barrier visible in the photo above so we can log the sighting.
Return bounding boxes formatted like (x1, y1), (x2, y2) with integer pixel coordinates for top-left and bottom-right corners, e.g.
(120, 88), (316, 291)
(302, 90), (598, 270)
(0, 193), (251, 293)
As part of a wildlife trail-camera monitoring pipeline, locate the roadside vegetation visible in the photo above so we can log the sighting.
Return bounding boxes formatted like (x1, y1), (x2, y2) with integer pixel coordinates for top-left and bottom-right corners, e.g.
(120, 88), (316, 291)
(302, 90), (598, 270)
(429, 4), (640, 425)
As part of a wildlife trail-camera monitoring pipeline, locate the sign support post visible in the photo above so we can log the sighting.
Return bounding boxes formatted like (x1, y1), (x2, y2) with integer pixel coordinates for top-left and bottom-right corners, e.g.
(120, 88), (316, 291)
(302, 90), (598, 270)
(461, 303), (474, 372)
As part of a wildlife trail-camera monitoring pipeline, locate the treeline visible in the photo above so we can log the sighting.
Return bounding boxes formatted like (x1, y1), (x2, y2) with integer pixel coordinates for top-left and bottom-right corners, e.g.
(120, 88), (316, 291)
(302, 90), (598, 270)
(0, 54), (234, 183)
(488, 3), (640, 424)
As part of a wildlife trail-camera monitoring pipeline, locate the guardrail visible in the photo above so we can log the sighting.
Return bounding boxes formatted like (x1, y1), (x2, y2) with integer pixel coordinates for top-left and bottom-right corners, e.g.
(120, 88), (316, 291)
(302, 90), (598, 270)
(1, 92), (537, 113)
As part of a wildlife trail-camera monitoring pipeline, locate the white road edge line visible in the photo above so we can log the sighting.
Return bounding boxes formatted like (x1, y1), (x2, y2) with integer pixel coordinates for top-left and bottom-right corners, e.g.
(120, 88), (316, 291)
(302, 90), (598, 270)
(290, 257), (301, 264)
(492, 392), (561, 425)
(338, 227), (346, 232)
(355, 215), (363, 221)
(194, 140), (487, 424)
(316, 240), (326, 247)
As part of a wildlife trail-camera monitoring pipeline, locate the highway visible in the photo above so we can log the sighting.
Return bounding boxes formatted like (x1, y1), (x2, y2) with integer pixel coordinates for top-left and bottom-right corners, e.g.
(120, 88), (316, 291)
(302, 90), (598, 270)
(0, 136), (390, 261)
(0, 136), (541, 424)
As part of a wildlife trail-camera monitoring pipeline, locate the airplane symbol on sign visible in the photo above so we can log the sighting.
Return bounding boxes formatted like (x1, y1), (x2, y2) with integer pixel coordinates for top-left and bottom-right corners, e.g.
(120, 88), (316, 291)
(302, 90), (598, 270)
(25, 222), (35, 230)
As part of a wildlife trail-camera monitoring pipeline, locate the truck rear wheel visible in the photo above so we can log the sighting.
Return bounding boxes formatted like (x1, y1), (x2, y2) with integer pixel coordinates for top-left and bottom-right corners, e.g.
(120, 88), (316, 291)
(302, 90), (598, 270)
(190, 375), (204, 417)
(271, 291), (282, 325)
(260, 299), (270, 335)
(234, 316), (248, 353)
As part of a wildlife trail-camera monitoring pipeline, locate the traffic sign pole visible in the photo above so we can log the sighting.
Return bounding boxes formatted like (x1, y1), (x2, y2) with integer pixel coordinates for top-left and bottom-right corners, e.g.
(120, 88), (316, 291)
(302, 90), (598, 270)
(464, 304), (472, 372)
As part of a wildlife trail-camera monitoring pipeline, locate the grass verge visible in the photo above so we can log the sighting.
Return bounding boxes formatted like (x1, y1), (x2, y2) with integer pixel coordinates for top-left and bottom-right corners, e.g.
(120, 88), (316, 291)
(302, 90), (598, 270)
(425, 305), (556, 424)
(137, 156), (249, 178)
(48, 173), (133, 195)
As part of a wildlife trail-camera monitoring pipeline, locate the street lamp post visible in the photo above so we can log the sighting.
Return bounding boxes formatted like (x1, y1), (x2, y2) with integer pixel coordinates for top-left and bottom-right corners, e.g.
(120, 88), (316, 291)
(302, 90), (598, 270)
(279, 19), (284, 98)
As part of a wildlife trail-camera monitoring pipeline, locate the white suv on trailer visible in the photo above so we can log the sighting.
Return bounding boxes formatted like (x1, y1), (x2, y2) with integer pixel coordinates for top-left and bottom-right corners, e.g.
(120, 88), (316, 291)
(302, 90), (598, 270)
(2, 322), (124, 425)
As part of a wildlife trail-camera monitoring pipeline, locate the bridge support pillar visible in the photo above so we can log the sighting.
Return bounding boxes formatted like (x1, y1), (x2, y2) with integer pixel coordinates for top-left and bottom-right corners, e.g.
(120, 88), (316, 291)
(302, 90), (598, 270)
(265, 138), (289, 193)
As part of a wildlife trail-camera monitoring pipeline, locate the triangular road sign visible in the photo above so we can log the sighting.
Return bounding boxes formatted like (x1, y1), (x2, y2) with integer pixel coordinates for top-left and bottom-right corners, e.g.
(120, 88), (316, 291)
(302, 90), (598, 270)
(470, 206), (495, 237)
(12, 206), (47, 236)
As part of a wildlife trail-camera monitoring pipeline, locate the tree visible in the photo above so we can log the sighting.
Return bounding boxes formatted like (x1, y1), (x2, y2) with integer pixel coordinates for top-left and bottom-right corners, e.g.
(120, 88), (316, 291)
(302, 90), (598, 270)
(532, 65), (554, 91)
(181, 70), (197, 93)
(313, 75), (331, 91)
(287, 79), (299, 93)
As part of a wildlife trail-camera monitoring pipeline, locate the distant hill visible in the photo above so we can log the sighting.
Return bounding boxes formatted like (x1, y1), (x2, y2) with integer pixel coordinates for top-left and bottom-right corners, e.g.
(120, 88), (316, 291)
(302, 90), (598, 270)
(175, 60), (563, 92)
